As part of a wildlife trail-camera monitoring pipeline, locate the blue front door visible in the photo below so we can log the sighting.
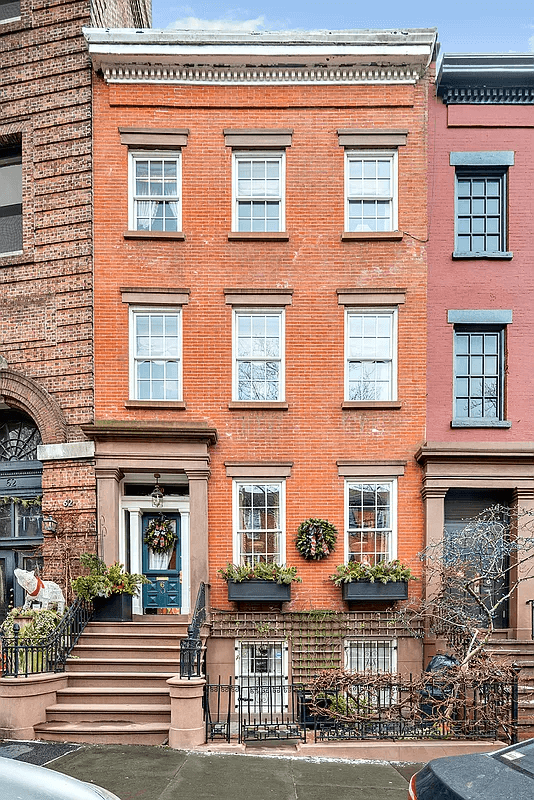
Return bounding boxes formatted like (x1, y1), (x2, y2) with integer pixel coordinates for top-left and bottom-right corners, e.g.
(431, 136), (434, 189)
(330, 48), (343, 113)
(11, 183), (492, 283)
(141, 513), (181, 611)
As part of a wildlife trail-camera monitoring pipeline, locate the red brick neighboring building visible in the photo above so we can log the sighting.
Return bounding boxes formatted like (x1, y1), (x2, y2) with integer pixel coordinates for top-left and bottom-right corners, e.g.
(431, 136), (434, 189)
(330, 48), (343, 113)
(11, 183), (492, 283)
(85, 29), (436, 679)
(424, 55), (534, 643)
(0, 0), (150, 616)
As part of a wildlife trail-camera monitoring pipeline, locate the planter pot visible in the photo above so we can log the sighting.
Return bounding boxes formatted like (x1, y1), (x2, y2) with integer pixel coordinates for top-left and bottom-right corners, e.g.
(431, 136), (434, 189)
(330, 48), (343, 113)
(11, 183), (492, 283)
(341, 580), (408, 603)
(92, 593), (133, 622)
(227, 580), (292, 603)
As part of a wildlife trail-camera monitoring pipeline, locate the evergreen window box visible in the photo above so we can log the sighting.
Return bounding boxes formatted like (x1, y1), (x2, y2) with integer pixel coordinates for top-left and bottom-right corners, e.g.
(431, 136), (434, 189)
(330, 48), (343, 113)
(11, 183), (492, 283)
(227, 579), (292, 603)
(341, 580), (408, 602)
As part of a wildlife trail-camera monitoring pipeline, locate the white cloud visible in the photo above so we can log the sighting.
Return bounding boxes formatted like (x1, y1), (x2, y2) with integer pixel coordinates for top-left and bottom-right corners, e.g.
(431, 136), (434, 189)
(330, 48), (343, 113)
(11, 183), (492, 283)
(166, 16), (266, 32)
(529, 34), (534, 51)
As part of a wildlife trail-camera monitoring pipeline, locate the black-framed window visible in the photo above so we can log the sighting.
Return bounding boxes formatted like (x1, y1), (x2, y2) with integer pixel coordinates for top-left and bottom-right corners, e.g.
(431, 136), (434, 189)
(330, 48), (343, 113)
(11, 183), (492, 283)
(455, 168), (507, 256)
(0, 0), (20, 22)
(0, 143), (22, 255)
(453, 324), (508, 427)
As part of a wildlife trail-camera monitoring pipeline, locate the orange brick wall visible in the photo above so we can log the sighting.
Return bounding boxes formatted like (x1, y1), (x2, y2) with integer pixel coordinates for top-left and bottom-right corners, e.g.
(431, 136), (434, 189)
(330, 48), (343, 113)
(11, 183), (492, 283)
(92, 74), (431, 611)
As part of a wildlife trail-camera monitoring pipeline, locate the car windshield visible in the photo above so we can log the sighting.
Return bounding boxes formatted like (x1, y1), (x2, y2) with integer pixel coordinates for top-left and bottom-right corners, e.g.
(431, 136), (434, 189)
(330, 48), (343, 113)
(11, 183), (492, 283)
(492, 741), (534, 779)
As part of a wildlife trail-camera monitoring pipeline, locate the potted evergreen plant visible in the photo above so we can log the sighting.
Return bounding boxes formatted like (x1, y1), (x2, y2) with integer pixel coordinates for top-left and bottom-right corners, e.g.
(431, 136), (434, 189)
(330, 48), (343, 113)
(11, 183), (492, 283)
(330, 559), (415, 602)
(219, 562), (301, 602)
(71, 553), (149, 621)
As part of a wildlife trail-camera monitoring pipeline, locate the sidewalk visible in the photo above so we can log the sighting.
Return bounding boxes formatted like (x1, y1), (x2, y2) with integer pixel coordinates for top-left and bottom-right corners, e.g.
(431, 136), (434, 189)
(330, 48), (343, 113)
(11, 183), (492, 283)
(46, 744), (421, 800)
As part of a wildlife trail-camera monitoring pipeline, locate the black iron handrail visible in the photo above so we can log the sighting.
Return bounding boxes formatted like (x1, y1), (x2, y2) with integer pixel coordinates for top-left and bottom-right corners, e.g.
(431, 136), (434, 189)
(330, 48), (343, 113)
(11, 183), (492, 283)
(180, 582), (206, 679)
(1, 597), (93, 677)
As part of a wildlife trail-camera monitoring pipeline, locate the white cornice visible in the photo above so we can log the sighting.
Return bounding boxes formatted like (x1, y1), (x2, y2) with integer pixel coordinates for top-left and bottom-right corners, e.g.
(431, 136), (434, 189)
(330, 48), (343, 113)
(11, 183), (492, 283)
(84, 27), (437, 86)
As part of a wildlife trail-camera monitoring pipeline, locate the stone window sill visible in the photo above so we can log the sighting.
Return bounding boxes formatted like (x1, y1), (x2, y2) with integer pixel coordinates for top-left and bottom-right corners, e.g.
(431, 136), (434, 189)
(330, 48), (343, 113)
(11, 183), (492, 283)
(124, 230), (186, 240)
(228, 401), (289, 410)
(341, 231), (404, 241)
(452, 250), (513, 260)
(342, 401), (402, 410)
(125, 400), (186, 410)
(451, 418), (511, 428)
(227, 232), (289, 241)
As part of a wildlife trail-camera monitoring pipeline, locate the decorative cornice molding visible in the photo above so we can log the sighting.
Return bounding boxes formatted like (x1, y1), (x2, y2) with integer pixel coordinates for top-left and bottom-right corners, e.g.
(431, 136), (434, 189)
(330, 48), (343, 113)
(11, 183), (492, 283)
(440, 86), (534, 105)
(101, 63), (423, 85)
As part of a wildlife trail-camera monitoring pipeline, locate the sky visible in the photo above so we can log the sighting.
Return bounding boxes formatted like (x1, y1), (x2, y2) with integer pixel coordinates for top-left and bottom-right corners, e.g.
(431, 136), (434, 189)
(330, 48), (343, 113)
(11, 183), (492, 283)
(150, 0), (534, 55)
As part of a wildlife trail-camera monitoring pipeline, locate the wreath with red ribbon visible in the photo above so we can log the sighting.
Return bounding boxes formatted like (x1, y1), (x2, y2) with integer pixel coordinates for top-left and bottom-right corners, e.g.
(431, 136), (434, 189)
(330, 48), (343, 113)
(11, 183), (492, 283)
(144, 517), (176, 554)
(296, 518), (338, 561)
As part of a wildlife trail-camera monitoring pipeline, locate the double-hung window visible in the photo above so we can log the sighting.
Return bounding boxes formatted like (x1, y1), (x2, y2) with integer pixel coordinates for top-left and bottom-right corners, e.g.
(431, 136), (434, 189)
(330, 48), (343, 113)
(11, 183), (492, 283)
(449, 311), (511, 427)
(234, 481), (284, 566)
(346, 480), (396, 564)
(345, 309), (396, 401)
(233, 152), (284, 232)
(451, 152), (513, 258)
(233, 310), (284, 401)
(130, 308), (182, 401)
(0, 142), (22, 255)
(449, 310), (511, 427)
(129, 151), (181, 232)
(345, 150), (397, 232)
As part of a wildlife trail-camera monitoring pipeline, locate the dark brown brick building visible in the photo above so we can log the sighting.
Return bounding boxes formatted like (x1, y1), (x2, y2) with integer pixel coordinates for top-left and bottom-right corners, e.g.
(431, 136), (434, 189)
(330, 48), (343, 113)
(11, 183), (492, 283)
(0, 0), (150, 615)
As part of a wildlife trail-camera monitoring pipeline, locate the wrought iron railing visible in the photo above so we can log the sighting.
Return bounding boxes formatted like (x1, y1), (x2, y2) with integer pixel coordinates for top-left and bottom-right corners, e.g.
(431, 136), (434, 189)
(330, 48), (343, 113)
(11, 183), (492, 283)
(1, 598), (93, 677)
(204, 672), (519, 745)
(180, 582), (206, 679)
(205, 679), (307, 744)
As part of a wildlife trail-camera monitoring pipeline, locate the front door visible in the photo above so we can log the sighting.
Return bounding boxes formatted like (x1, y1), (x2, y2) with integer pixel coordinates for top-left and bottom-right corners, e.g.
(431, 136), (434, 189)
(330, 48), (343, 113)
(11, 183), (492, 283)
(141, 513), (181, 612)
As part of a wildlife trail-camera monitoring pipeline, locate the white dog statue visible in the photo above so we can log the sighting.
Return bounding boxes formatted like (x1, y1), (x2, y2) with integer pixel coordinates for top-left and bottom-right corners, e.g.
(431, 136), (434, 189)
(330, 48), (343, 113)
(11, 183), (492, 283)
(14, 568), (66, 613)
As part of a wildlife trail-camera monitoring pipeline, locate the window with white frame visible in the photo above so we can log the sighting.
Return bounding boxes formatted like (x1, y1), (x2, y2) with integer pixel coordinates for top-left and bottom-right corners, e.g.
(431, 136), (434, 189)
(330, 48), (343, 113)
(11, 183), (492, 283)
(129, 151), (181, 232)
(130, 308), (181, 400)
(233, 152), (284, 232)
(345, 639), (397, 673)
(234, 310), (284, 401)
(345, 151), (397, 232)
(235, 641), (288, 712)
(234, 481), (284, 565)
(345, 309), (396, 401)
(346, 480), (396, 564)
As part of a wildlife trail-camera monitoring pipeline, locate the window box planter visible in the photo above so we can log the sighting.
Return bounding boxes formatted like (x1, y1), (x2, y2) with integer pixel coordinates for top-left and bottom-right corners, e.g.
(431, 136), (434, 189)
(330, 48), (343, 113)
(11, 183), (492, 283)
(92, 593), (133, 622)
(227, 580), (292, 603)
(341, 581), (408, 603)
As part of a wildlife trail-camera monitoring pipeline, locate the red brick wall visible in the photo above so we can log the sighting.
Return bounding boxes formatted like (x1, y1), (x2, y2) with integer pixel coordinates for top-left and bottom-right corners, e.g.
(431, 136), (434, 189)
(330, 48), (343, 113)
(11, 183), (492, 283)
(427, 96), (534, 441)
(93, 73), (431, 609)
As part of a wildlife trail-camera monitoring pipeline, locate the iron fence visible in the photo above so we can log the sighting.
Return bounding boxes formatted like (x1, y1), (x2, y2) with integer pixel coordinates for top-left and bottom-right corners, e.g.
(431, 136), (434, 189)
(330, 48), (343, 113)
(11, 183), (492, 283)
(1, 597), (93, 677)
(205, 679), (307, 744)
(204, 671), (518, 745)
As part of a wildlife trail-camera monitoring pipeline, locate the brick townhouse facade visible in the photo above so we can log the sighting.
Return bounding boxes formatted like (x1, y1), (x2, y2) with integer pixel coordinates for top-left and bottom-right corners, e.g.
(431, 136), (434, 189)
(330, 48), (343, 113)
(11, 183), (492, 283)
(84, 28), (437, 681)
(424, 54), (534, 646)
(0, 0), (150, 617)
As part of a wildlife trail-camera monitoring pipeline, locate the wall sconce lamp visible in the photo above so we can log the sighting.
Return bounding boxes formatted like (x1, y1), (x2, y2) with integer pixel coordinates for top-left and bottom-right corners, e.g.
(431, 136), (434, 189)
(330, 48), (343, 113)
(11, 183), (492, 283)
(42, 514), (58, 533)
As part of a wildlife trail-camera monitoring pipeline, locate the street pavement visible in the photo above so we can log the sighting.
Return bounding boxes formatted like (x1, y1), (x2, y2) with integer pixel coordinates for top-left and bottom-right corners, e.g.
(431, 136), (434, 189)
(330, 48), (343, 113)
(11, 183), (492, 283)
(0, 741), (422, 800)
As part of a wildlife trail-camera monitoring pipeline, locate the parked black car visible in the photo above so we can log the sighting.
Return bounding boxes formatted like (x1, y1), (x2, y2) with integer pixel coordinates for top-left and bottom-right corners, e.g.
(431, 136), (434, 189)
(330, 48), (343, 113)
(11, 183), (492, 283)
(409, 739), (534, 800)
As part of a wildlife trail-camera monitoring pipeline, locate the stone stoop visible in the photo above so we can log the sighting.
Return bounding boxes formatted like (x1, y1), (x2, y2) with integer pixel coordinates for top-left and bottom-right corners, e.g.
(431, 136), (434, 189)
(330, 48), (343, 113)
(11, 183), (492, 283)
(34, 618), (194, 745)
(486, 639), (534, 740)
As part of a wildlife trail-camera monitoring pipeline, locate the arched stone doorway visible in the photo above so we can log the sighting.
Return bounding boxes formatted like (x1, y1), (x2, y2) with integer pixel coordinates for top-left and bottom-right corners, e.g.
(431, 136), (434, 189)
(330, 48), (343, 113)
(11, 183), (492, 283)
(0, 409), (43, 619)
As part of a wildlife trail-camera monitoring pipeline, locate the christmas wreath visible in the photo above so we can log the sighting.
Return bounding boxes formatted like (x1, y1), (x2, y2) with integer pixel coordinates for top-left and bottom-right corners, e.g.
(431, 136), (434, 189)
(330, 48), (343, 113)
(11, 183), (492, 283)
(296, 518), (338, 561)
(144, 517), (176, 554)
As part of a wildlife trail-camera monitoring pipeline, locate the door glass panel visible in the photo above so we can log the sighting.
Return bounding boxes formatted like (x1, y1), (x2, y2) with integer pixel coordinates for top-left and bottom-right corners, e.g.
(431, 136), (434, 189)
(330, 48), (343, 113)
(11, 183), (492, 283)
(0, 504), (11, 538)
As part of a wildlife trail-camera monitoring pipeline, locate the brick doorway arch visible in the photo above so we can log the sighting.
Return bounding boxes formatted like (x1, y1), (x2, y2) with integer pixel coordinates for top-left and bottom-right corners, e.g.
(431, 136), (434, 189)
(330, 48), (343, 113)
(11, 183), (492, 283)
(0, 369), (68, 445)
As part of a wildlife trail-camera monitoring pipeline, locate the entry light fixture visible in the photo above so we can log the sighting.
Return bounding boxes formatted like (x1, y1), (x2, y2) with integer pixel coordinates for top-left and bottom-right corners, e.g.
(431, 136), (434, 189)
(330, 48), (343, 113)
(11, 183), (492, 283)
(151, 473), (164, 507)
(42, 514), (58, 533)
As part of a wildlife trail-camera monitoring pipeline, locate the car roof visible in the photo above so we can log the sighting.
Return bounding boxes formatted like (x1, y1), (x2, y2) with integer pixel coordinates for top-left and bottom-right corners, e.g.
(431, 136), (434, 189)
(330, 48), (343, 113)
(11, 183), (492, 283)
(490, 738), (534, 780)
(0, 756), (115, 800)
